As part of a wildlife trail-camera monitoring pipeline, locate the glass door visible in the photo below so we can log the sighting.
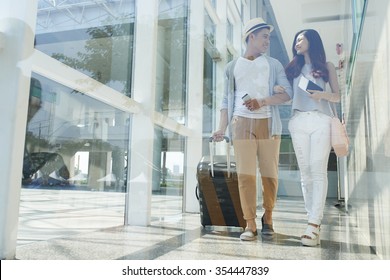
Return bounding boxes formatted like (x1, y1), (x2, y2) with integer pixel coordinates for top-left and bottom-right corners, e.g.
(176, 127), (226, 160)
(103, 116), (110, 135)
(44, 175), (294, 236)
(18, 0), (136, 245)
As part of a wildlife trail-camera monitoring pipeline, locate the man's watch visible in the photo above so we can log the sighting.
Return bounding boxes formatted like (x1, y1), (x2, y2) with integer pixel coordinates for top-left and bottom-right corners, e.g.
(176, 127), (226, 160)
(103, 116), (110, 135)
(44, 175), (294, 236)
(261, 99), (267, 107)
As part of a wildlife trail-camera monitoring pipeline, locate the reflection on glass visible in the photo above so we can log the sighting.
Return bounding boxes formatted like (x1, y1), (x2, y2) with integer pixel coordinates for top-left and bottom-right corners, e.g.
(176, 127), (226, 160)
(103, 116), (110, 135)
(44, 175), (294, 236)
(227, 49), (234, 62)
(152, 127), (184, 219)
(22, 73), (131, 193)
(346, 0), (367, 89)
(155, 0), (188, 124)
(35, 0), (135, 96)
(205, 13), (216, 46)
(227, 19), (233, 43)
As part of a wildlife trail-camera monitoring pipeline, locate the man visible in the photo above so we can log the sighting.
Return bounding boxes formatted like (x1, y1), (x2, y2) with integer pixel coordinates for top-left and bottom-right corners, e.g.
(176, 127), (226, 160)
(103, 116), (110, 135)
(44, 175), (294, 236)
(212, 18), (291, 241)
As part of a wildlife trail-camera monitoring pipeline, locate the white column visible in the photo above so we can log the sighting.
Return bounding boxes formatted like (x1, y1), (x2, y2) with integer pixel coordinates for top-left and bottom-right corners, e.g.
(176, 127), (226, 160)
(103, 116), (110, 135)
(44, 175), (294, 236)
(184, 0), (205, 213)
(215, 0), (228, 136)
(0, 0), (38, 259)
(125, 0), (158, 225)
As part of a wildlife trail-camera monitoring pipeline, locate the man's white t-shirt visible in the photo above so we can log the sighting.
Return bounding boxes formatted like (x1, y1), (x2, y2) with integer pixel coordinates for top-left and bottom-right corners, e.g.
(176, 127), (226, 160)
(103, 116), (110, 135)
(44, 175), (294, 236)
(233, 55), (271, 119)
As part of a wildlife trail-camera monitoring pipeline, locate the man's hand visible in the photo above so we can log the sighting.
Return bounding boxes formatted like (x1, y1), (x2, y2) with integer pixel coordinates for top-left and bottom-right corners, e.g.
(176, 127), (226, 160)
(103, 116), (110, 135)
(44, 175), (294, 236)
(244, 98), (264, 111)
(212, 130), (225, 142)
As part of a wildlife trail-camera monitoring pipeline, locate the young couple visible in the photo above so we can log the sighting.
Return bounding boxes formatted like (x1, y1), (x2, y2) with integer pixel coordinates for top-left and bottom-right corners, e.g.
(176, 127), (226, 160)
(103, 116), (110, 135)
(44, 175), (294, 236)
(212, 18), (340, 246)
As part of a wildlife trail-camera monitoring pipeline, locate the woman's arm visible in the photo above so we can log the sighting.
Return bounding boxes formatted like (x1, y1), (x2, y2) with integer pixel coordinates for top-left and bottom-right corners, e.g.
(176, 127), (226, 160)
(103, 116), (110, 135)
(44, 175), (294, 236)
(309, 62), (341, 103)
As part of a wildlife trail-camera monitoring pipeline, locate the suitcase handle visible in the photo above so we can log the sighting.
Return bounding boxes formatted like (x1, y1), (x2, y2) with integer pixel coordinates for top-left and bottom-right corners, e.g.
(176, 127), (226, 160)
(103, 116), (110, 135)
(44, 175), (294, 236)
(208, 136), (231, 178)
(208, 136), (230, 143)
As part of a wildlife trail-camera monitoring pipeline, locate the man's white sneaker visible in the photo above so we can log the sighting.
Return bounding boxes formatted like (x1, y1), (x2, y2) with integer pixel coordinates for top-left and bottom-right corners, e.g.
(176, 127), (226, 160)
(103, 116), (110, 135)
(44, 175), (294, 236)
(240, 228), (258, 241)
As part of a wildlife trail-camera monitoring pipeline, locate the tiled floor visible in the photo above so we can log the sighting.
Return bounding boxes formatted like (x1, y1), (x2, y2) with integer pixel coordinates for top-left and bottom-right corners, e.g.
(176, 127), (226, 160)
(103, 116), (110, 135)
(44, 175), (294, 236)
(15, 189), (379, 260)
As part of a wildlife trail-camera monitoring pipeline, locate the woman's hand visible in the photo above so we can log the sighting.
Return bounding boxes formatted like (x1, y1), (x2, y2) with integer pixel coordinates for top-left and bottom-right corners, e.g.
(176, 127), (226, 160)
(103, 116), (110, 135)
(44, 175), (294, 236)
(308, 90), (323, 101)
(273, 85), (286, 94)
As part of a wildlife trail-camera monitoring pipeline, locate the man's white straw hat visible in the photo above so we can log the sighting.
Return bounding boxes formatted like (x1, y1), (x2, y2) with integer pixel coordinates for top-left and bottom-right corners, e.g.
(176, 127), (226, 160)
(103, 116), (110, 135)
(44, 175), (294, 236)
(242, 17), (274, 42)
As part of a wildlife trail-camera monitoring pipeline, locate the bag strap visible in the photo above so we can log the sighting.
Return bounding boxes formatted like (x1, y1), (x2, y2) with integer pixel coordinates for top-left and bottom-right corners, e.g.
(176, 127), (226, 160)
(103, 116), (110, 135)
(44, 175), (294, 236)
(328, 100), (347, 127)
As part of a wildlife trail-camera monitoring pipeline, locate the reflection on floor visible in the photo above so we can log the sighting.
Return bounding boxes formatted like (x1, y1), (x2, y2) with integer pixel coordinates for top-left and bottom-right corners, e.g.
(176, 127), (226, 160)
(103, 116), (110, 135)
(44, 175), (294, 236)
(16, 189), (379, 260)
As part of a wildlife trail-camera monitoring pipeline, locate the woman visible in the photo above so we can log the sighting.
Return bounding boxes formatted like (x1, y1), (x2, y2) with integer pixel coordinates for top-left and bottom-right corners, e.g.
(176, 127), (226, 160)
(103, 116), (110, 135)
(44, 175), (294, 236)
(284, 29), (340, 246)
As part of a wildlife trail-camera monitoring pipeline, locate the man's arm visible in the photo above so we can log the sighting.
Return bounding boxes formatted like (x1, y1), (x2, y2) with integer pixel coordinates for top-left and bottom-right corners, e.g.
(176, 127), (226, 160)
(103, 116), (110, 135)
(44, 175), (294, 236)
(212, 109), (228, 142)
(260, 60), (292, 106)
(260, 92), (290, 106)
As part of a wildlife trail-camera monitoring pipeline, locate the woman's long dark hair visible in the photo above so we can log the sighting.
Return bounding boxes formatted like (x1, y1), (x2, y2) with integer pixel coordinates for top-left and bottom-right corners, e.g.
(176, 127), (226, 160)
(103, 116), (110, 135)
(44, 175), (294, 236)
(285, 29), (329, 83)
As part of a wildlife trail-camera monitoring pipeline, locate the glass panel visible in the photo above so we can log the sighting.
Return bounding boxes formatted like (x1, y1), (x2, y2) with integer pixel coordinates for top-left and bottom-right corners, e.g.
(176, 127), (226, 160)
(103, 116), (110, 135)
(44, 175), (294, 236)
(204, 13), (215, 46)
(345, 0), (368, 90)
(35, 0), (135, 96)
(227, 49), (234, 62)
(19, 73), (131, 243)
(152, 127), (184, 220)
(23, 73), (131, 191)
(155, 0), (188, 124)
(202, 51), (215, 154)
(227, 19), (233, 43)
(352, 0), (366, 34)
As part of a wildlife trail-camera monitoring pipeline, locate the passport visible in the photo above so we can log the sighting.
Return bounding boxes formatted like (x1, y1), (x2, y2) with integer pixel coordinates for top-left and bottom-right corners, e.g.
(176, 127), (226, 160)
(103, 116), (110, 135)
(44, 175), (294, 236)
(298, 76), (323, 93)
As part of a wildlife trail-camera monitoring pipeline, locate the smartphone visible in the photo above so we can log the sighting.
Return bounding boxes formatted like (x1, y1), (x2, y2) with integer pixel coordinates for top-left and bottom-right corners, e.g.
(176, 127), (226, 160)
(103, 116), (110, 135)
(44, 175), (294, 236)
(242, 93), (251, 102)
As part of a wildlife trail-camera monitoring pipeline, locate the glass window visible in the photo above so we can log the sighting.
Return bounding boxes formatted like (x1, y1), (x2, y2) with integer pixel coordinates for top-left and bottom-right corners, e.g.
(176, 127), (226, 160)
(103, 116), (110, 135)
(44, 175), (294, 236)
(35, 0), (135, 96)
(19, 73), (131, 242)
(152, 127), (185, 219)
(18, 0), (136, 245)
(23, 73), (131, 192)
(346, 0), (368, 89)
(210, 0), (216, 9)
(227, 19), (233, 43)
(352, 0), (366, 34)
(204, 13), (215, 46)
(202, 51), (215, 154)
(155, 0), (189, 124)
(227, 49), (234, 62)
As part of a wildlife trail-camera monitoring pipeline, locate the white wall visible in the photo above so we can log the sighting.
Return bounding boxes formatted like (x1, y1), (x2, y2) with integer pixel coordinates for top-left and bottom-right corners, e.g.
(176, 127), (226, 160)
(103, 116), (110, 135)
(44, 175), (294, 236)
(270, 0), (346, 65)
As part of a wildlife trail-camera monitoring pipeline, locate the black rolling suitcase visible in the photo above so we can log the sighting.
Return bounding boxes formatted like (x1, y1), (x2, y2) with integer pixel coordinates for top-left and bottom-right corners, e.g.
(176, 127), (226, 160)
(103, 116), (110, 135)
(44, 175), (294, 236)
(196, 137), (245, 229)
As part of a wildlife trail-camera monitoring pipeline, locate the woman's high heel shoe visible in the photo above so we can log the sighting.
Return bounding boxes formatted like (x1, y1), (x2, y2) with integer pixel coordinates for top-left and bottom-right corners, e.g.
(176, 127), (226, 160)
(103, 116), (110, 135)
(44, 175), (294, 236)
(301, 224), (320, 246)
